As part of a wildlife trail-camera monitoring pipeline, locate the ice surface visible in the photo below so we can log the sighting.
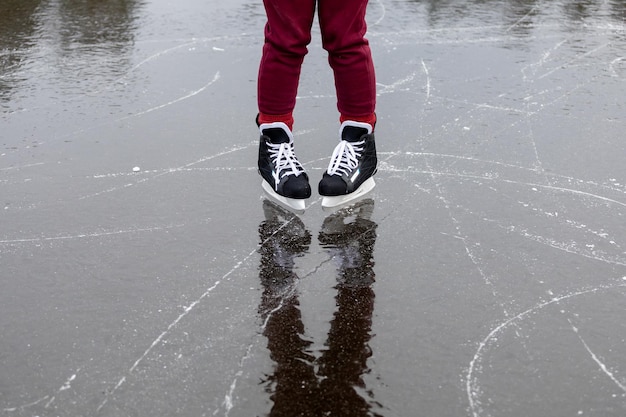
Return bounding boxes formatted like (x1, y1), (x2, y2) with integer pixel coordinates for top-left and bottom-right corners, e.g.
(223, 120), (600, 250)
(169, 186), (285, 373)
(1, 0), (626, 416)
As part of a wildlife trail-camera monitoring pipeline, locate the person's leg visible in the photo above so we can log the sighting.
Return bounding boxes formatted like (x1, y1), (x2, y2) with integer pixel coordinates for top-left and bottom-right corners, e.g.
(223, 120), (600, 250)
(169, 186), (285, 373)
(318, 0), (376, 127)
(257, 0), (316, 210)
(257, 0), (316, 129)
(317, 0), (377, 208)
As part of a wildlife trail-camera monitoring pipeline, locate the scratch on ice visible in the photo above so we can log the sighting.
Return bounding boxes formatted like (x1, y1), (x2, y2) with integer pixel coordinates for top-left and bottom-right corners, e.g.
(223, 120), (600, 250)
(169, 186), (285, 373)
(466, 283), (626, 417)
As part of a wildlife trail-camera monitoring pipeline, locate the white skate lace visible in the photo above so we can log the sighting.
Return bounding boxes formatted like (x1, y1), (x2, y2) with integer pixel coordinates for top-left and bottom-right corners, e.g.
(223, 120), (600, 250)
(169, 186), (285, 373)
(326, 140), (365, 176)
(267, 141), (305, 186)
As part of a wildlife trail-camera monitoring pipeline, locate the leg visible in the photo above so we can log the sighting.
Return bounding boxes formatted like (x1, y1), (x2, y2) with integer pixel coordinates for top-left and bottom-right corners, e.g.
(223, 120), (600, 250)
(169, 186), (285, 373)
(317, 0), (378, 207)
(318, 0), (376, 124)
(257, 0), (316, 210)
(257, 0), (316, 127)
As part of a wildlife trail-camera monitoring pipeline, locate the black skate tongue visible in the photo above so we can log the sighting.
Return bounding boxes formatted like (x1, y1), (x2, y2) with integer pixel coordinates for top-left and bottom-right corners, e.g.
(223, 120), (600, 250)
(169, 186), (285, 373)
(262, 127), (291, 144)
(341, 125), (369, 142)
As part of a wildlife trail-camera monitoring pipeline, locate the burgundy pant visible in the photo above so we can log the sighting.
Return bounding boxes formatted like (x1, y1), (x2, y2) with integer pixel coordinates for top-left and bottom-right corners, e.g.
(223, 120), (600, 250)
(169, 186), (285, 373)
(258, 0), (376, 120)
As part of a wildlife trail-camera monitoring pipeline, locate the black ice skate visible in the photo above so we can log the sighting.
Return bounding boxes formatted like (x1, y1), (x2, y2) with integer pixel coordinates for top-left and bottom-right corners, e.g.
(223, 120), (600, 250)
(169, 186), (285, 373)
(318, 121), (377, 210)
(258, 122), (311, 213)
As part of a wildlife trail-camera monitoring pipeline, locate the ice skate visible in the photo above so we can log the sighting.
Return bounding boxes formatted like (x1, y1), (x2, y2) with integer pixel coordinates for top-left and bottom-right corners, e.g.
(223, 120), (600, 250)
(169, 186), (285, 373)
(258, 122), (311, 214)
(318, 121), (377, 210)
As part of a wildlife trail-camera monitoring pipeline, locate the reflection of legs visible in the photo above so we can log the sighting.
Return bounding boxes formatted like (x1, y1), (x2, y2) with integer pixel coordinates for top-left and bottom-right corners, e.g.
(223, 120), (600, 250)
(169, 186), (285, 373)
(318, 286), (376, 416)
(262, 296), (317, 417)
(317, 200), (381, 416)
(257, 201), (317, 416)
(258, 200), (380, 415)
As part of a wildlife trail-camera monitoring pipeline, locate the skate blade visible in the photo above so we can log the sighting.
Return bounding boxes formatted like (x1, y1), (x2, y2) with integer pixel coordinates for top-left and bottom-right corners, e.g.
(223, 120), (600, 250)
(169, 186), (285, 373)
(261, 180), (307, 214)
(321, 177), (376, 212)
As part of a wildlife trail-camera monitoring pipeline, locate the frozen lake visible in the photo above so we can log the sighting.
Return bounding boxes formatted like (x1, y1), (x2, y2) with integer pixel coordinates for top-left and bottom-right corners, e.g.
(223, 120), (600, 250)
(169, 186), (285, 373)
(2, 0), (626, 416)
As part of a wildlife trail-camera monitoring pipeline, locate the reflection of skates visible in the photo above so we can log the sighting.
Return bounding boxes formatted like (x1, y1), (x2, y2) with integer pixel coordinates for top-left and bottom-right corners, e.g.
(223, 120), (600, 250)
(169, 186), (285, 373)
(258, 199), (311, 297)
(318, 122), (378, 210)
(318, 198), (377, 288)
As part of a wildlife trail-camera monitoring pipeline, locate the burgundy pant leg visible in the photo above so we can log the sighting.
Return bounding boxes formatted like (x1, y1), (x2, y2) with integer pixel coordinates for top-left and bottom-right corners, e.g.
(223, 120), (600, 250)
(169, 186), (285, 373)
(257, 0), (316, 116)
(318, 0), (376, 119)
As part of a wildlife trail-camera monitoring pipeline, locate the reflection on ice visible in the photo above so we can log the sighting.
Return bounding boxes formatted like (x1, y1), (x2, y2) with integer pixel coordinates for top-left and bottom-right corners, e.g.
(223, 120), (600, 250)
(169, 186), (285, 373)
(1, 0), (626, 415)
(258, 199), (382, 416)
(0, 0), (142, 108)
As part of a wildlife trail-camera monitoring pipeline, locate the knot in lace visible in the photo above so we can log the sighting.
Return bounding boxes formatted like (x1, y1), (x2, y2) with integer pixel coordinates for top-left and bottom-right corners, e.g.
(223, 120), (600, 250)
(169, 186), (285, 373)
(267, 141), (305, 184)
(326, 140), (365, 176)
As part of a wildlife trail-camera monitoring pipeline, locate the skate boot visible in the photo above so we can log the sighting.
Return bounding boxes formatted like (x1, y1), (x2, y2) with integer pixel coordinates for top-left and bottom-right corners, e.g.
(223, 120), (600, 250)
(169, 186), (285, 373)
(258, 122), (311, 213)
(318, 121), (377, 210)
